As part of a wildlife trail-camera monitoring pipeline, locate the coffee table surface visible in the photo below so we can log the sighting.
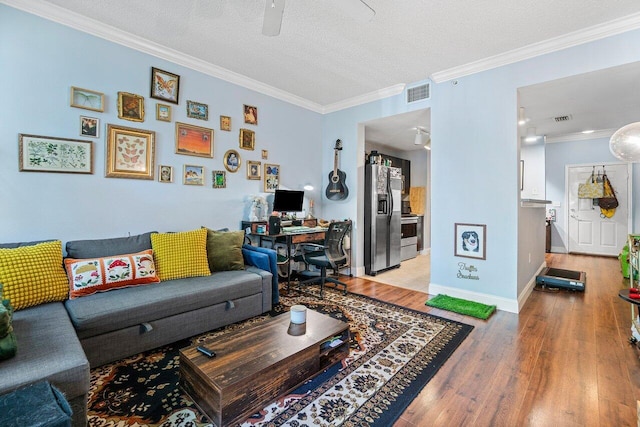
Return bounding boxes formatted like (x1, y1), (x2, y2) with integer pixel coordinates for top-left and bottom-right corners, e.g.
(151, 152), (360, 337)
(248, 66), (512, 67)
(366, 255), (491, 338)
(179, 309), (350, 426)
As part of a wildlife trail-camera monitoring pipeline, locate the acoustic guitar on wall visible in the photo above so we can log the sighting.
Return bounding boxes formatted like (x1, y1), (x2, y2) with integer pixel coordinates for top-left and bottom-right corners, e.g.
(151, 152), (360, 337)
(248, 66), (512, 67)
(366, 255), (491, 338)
(326, 139), (349, 200)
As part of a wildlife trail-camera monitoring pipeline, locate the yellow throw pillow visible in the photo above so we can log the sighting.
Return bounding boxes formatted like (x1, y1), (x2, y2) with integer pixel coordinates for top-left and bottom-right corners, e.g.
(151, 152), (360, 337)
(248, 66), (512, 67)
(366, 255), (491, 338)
(0, 241), (69, 310)
(151, 229), (210, 281)
(65, 249), (160, 299)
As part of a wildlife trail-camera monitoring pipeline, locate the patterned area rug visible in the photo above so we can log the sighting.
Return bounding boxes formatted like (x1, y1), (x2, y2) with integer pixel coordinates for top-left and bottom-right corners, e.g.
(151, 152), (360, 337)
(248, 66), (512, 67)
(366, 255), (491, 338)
(87, 287), (473, 426)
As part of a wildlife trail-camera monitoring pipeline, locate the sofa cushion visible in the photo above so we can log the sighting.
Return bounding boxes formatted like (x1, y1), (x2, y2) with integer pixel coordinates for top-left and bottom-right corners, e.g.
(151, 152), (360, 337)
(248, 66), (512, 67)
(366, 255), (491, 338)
(65, 231), (155, 259)
(0, 241), (68, 310)
(204, 228), (245, 272)
(151, 229), (210, 281)
(65, 249), (160, 299)
(0, 302), (89, 401)
(65, 270), (264, 338)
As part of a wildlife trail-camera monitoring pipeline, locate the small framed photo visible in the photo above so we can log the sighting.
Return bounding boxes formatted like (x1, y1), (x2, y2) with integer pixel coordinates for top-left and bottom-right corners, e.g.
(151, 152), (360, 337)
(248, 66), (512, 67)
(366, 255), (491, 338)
(239, 128), (255, 150)
(156, 103), (171, 122)
(454, 223), (486, 260)
(19, 134), (93, 174)
(220, 115), (231, 131)
(80, 116), (99, 138)
(243, 104), (258, 125)
(187, 100), (208, 121)
(70, 86), (104, 112)
(117, 92), (145, 122)
(175, 122), (214, 158)
(105, 124), (155, 180)
(183, 164), (204, 186)
(158, 165), (173, 183)
(150, 67), (180, 104)
(212, 170), (226, 188)
(247, 161), (261, 180)
(264, 163), (279, 193)
(223, 149), (241, 173)
(261, 149), (268, 159)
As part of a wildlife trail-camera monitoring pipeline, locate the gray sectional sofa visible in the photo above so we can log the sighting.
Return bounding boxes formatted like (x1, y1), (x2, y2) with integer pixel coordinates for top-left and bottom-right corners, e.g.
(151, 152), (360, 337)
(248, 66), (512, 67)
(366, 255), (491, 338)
(0, 231), (277, 427)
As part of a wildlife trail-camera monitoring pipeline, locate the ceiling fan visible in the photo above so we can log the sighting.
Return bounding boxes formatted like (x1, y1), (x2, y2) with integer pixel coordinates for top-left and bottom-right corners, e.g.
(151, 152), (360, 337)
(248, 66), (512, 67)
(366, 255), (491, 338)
(262, 0), (376, 36)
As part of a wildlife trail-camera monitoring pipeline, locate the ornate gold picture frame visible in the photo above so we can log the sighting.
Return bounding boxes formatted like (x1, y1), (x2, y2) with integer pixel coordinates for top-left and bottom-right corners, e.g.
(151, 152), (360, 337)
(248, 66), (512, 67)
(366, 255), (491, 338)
(105, 124), (155, 180)
(264, 163), (279, 192)
(239, 128), (255, 150)
(117, 92), (145, 122)
(247, 160), (261, 180)
(223, 149), (241, 173)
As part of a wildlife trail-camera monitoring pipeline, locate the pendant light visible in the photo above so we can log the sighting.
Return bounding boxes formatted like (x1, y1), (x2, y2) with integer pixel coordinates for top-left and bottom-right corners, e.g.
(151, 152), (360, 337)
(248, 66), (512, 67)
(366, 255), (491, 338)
(609, 122), (640, 162)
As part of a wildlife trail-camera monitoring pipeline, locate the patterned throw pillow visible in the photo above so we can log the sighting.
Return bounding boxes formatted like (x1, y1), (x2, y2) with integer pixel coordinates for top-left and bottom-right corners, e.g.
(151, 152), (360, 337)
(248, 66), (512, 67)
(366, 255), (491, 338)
(65, 249), (160, 299)
(204, 228), (245, 272)
(0, 240), (69, 310)
(150, 229), (210, 281)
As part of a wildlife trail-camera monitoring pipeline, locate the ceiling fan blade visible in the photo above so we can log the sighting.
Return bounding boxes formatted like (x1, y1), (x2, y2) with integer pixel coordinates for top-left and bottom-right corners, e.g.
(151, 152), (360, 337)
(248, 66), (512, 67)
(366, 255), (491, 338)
(262, 0), (285, 36)
(341, 0), (375, 22)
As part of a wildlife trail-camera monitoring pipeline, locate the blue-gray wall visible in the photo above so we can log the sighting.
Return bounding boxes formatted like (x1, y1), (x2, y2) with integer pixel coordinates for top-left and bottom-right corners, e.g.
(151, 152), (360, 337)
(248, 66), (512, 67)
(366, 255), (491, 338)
(3, 4), (640, 311)
(0, 5), (323, 244)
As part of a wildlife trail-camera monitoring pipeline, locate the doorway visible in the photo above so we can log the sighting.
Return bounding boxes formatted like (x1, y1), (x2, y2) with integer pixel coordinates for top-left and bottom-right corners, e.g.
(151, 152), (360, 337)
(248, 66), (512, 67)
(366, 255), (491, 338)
(566, 163), (631, 256)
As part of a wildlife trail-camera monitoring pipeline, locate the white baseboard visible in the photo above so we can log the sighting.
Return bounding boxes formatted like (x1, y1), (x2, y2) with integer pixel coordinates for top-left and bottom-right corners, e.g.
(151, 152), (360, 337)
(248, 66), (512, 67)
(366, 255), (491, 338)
(428, 283), (519, 313)
(517, 262), (547, 311)
(550, 245), (568, 253)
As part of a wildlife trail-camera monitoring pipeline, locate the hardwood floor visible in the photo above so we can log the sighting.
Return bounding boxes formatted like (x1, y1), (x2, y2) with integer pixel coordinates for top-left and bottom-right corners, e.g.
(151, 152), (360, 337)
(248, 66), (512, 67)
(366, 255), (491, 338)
(341, 253), (640, 426)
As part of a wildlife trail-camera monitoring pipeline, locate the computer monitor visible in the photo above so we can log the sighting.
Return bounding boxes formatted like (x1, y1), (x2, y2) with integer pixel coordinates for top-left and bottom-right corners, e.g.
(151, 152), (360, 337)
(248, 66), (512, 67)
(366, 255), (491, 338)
(273, 190), (304, 213)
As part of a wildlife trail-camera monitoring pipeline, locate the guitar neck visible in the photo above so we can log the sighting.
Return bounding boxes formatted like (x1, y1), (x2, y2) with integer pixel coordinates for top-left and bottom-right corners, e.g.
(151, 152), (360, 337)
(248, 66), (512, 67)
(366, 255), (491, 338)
(333, 150), (339, 176)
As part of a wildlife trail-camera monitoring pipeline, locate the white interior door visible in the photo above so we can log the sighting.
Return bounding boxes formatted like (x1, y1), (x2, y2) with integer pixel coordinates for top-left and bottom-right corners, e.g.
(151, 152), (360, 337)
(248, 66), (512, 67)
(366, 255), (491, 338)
(567, 163), (630, 256)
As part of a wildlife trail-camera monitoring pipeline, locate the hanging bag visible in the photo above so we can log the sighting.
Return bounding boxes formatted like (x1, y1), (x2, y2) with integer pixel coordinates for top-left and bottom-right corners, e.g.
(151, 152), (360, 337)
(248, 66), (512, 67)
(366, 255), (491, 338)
(578, 168), (604, 199)
(599, 173), (618, 218)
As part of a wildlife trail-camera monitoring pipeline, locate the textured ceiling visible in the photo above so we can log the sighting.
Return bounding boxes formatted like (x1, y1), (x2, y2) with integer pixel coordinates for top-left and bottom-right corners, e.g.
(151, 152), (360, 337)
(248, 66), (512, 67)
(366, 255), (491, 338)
(19, 0), (640, 107)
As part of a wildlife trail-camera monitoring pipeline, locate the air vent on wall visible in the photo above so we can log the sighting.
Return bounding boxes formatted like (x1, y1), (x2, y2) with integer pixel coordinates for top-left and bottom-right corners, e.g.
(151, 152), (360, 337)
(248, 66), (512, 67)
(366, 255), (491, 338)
(407, 83), (430, 103)
(554, 114), (573, 122)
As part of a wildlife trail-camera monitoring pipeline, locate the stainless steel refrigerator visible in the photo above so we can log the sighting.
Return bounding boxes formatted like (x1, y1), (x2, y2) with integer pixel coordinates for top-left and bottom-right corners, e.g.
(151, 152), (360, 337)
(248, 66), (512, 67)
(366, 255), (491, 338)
(365, 163), (402, 275)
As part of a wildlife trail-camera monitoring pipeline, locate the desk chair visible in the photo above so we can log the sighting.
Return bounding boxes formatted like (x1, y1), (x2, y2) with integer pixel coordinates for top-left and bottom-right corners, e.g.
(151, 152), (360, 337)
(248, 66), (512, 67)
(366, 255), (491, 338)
(298, 220), (351, 298)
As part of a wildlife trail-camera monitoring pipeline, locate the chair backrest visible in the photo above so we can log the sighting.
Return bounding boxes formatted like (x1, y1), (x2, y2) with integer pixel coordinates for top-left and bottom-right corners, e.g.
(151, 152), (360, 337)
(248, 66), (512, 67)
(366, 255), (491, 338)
(324, 220), (352, 269)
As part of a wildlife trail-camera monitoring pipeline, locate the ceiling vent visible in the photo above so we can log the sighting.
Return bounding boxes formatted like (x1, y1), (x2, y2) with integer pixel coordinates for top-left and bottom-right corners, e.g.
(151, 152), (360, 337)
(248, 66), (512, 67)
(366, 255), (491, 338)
(554, 114), (573, 122)
(407, 83), (430, 103)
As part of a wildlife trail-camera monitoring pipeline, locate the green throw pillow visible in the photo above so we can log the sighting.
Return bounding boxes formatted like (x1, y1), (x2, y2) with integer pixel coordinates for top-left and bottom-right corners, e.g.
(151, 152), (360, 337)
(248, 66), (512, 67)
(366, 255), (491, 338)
(203, 228), (245, 272)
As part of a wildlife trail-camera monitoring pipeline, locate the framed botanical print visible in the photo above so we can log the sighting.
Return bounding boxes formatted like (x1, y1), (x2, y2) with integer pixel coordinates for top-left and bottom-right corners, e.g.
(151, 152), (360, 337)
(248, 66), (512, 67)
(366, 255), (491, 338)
(212, 170), (226, 188)
(247, 161), (261, 180)
(156, 103), (171, 122)
(105, 124), (155, 180)
(454, 223), (486, 260)
(243, 104), (258, 125)
(187, 100), (208, 121)
(80, 116), (99, 138)
(175, 122), (214, 158)
(239, 128), (255, 150)
(223, 149), (241, 173)
(158, 165), (173, 183)
(220, 115), (231, 131)
(19, 134), (93, 174)
(70, 86), (104, 112)
(264, 163), (279, 192)
(117, 92), (145, 122)
(150, 67), (180, 104)
(183, 164), (204, 186)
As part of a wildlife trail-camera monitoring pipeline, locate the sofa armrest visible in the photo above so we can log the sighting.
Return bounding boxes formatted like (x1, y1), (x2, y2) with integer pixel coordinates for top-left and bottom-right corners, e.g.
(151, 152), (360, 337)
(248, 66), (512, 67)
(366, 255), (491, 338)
(242, 245), (279, 304)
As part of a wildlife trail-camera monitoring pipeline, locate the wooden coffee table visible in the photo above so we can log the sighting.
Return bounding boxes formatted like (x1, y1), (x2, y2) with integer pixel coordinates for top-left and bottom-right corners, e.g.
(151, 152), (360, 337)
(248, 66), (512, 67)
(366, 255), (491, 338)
(179, 309), (350, 427)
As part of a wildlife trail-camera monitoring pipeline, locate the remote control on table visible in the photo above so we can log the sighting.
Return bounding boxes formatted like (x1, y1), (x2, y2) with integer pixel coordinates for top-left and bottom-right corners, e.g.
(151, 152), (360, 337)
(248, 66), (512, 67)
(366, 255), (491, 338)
(196, 345), (216, 358)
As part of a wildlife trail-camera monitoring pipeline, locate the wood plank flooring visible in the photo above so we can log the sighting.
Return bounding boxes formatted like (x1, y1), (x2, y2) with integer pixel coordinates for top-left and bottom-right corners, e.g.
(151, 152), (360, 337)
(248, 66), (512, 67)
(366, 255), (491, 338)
(340, 253), (640, 426)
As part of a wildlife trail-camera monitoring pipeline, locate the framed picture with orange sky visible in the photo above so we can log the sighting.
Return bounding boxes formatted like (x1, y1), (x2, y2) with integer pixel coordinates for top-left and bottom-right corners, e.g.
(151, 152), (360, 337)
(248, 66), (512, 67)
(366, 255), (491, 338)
(175, 122), (213, 158)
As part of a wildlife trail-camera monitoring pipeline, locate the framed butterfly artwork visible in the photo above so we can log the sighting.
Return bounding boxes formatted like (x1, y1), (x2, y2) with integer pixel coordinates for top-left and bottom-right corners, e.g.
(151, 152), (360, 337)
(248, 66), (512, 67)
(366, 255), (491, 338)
(105, 124), (156, 180)
(150, 67), (180, 105)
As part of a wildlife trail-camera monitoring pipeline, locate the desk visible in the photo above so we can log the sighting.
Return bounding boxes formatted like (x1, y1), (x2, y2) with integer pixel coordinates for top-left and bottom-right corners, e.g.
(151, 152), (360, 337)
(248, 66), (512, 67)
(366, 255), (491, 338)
(247, 228), (326, 293)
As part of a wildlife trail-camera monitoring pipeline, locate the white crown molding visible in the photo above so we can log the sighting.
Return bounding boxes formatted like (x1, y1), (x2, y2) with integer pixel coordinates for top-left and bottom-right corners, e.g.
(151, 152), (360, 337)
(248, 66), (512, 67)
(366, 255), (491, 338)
(431, 12), (640, 83)
(545, 128), (616, 144)
(322, 84), (406, 114)
(1, 0), (325, 113)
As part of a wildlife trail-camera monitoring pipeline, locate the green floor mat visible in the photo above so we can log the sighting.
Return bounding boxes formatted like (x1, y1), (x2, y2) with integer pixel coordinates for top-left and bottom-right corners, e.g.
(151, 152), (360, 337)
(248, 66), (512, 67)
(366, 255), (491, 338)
(426, 294), (496, 320)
